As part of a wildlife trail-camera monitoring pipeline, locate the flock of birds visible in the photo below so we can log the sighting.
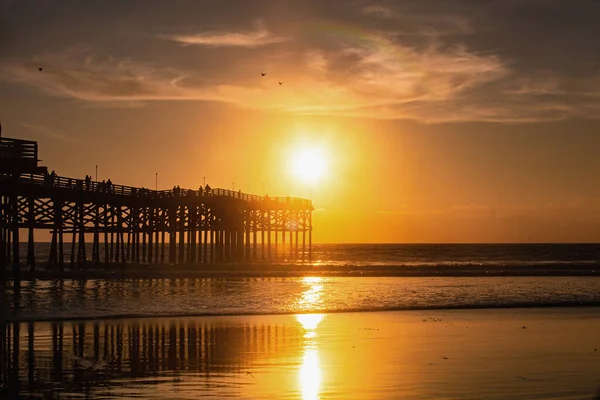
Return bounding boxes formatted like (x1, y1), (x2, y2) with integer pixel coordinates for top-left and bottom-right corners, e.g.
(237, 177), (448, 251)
(38, 67), (282, 85)
(260, 71), (282, 85)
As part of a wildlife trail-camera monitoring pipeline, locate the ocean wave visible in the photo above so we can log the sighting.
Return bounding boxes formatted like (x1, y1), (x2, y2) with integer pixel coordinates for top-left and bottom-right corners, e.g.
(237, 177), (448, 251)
(3, 300), (600, 323)
(22, 242), (600, 269)
(3, 275), (600, 323)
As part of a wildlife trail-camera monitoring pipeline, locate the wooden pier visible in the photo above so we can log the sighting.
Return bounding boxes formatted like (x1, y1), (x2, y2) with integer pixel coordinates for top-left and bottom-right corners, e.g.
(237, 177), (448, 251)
(0, 136), (313, 282)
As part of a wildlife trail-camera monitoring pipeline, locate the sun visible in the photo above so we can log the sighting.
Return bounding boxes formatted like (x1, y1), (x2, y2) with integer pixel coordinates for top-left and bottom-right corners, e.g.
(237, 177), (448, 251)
(290, 146), (328, 184)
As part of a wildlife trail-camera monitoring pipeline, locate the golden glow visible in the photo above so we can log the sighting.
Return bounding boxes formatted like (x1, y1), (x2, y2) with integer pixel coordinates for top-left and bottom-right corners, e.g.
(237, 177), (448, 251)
(299, 348), (321, 400)
(290, 145), (328, 184)
(296, 313), (325, 331)
(303, 277), (322, 284)
(295, 313), (324, 400)
(297, 277), (324, 312)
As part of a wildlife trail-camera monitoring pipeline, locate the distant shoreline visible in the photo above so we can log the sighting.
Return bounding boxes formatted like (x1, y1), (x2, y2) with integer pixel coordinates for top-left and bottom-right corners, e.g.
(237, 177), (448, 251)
(3, 262), (600, 280)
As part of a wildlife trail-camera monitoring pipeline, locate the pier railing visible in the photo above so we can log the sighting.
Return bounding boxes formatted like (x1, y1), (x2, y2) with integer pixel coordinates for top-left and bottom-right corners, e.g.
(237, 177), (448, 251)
(15, 172), (313, 208)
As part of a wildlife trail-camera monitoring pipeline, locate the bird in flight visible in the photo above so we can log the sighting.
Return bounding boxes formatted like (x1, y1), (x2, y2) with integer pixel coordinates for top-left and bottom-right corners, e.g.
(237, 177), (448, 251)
(261, 72), (267, 76)
(279, 82), (283, 85)
(38, 67), (43, 72)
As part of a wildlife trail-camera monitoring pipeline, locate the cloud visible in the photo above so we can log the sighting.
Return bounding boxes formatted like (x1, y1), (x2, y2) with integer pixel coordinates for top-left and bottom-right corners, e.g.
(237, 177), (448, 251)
(21, 123), (64, 139)
(419, 199), (600, 221)
(3, 24), (600, 124)
(161, 21), (286, 47)
(20, 122), (86, 144)
(362, 4), (394, 18)
(502, 75), (565, 96)
(0, 54), (219, 102)
(360, 2), (472, 36)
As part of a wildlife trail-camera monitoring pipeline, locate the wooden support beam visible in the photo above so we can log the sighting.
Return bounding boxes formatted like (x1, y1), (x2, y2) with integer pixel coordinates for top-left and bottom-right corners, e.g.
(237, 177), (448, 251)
(178, 206), (185, 264)
(202, 230), (208, 264)
(0, 198), (6, 283)
(295, 230), (299, 264)
(104, 204), (110, 265)
(93, 203), (100, 263)
(110, 206), (115, 263)
(11, 189), (20, 281)
(0, 166), (314, 271)
(57, 203), (64, 271)
(148, 207), (154, 263)
(308, 211), (312, 264)
(26, 197), (35, 269)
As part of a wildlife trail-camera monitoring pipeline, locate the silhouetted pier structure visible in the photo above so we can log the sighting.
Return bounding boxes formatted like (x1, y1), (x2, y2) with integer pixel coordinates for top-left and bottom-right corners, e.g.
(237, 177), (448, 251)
(0, 136), (313, 282)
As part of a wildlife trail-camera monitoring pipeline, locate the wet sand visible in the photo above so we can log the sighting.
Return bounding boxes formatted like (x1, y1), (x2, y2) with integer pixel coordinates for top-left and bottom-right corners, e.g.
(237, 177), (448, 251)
(2, 307), (600, 399)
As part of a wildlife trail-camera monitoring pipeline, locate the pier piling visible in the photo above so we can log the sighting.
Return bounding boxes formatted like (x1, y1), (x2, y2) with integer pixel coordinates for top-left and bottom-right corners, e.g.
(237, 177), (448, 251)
(0, 136), (313, 279)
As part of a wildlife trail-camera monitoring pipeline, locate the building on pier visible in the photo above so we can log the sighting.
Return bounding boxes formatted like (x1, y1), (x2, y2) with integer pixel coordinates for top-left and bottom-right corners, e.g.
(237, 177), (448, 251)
(0, 136), (313, 282)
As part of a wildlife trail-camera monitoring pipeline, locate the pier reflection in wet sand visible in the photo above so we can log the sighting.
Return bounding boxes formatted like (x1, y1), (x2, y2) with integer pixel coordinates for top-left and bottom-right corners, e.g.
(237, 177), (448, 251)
(3, 308), (600, 399)
(1, 315), (315, 399)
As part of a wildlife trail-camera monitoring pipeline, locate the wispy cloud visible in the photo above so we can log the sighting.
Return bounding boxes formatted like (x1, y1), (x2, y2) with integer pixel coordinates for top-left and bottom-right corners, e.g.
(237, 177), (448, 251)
(502, 74), (565, 96)
(20, 122), (87, 144)
(21, 123), (67, 140)
(360, 3), (472, 35)
(0, 55), (218, 102)
(3, 25), (600, 124)
(161, 21), (286, 47)
(362, 4), (394, 19)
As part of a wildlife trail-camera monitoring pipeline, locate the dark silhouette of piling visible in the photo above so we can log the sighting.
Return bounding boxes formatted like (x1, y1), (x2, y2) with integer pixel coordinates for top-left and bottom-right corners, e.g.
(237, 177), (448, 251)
(0, 136), (314, 285)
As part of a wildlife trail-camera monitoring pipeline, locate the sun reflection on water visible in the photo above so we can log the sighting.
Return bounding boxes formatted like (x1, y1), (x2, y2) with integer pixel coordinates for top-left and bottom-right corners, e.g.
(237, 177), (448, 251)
(294, 277), (328, 399)
(299, 347), (321, 400)
(297, 277), (324, 311)
(295, 312), (325, 400)
(296, 313), (325, 331)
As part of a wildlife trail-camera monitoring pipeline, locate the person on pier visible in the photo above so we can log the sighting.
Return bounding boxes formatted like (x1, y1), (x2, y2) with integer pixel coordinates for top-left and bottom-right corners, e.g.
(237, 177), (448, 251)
(205, 183), (211, 195)
(44, 170), (51, 185)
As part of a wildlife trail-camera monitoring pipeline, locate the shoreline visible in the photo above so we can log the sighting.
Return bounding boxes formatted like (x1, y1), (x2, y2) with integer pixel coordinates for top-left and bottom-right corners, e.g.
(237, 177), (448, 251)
(2, 262), (600, 280)
(3, 303), (600, 324)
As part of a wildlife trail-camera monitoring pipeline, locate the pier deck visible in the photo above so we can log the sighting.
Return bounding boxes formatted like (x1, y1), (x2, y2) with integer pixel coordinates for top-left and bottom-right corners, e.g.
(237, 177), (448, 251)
(0, 137), (313, 282)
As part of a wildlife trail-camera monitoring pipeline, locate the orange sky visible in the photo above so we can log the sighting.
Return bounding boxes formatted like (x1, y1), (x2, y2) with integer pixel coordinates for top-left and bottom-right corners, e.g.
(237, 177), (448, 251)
(1, 0), (600, 243)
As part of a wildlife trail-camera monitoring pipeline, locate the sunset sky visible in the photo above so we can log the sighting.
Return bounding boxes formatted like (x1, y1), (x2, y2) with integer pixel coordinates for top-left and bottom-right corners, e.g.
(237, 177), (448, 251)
(1, 0), (600, 243)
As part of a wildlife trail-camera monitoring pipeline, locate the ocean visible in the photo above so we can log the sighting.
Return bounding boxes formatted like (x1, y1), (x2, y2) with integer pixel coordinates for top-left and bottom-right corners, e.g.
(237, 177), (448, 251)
(2, 243), (600, 322)
(13, 242), (600, 268)
(2, 243), (600, 399)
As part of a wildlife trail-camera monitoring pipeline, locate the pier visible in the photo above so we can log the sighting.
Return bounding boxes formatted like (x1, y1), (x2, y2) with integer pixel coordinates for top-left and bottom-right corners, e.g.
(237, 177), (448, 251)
(0, 136), (314, 283)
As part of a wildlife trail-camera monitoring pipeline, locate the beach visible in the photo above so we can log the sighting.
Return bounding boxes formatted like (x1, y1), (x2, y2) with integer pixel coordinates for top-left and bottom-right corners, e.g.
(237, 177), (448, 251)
(2, 308), (600, 399)
(2, 245), (600, 398)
